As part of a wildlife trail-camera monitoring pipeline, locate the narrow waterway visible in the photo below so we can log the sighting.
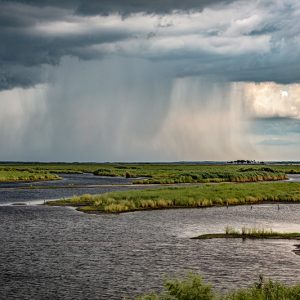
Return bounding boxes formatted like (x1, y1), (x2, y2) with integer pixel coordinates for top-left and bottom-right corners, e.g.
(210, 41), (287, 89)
(0, 173), (154, 205)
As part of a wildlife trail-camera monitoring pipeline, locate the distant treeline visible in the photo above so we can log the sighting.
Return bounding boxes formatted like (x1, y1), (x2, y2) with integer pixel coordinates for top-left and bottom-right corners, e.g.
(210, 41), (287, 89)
(227, 160), (265, 164)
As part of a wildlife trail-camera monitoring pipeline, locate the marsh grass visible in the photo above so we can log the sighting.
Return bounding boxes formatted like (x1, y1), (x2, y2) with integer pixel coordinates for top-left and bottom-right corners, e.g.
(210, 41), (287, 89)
(0, 170), (60, 182)
(133, 273), (300, 300)
(226, 227), (275, 236)
(0, 162), (295, 183)
(225, 226), (240, 235)
(195, 227), (300, 240)
(132, 170), (287, 184)
(47, 182), (300, 213)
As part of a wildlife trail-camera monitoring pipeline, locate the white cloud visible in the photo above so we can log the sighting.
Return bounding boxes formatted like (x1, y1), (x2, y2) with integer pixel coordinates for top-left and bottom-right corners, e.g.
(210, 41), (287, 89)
(242, 82), (300, 119)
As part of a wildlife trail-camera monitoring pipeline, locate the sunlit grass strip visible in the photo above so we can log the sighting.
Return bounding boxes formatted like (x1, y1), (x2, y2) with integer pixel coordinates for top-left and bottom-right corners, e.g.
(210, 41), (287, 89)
(193, 226), (300, 240)
(133, 273), (300, 300)
(47, 182), (300, 213)
(0, 170), (61, 182)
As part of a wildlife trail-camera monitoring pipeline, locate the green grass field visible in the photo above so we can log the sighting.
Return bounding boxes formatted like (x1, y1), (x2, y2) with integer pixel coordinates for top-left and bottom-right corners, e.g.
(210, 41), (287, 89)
(47, 181), (300, 213)
(0, 162), (295, 183)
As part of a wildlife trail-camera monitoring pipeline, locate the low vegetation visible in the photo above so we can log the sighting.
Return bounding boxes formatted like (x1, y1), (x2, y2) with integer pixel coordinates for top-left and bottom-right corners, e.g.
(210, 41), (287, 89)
(1, 162), (300, 183)
(193, 226), (300, 240)
(93, 165), (288, 184)
(0, 169), (60, 182)
(133, 273), (300, 300)
(47, 182), (300, 213)
(132, 171), (286, 184)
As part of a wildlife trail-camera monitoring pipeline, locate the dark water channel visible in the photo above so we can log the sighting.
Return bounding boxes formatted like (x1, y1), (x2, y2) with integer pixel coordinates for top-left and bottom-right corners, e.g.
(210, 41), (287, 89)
(0, 173), (152, 205)
(0, 174), (300, 299)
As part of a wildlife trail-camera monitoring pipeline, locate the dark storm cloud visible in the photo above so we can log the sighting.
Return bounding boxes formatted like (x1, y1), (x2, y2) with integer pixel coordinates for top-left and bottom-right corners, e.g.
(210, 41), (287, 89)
(0, 63), (45, 90)
(1, 0), (300, 90)
(7, 0), (235, 15)
(175, 55), (300, 84)
(0, 1), (133, 89)
(76, 0), (235, 15)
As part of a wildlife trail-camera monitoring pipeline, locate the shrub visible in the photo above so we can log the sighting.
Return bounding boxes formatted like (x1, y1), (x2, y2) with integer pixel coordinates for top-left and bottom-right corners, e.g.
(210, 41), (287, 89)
(135, 273), (300, 300)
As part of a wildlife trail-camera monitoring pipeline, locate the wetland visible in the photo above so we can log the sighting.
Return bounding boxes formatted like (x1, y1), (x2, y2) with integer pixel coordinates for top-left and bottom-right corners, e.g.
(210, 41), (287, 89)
(1, 163), (300, 299)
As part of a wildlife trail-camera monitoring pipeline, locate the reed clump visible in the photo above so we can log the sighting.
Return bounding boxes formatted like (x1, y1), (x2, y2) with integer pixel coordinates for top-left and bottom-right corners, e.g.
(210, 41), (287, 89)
(195, 227), (300, 240)
(225, 226), (276, 237)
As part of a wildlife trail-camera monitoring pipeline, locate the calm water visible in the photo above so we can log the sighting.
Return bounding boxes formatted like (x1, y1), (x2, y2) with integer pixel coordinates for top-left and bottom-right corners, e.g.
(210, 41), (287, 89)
(0, 174), (300, 299)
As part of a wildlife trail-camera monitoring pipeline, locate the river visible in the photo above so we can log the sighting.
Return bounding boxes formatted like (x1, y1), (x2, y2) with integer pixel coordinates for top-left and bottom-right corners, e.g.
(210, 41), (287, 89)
(0, 174), (300, 299)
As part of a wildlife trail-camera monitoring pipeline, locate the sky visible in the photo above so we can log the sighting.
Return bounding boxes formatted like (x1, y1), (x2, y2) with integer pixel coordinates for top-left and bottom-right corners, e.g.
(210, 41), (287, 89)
(1, 0), (300, 162)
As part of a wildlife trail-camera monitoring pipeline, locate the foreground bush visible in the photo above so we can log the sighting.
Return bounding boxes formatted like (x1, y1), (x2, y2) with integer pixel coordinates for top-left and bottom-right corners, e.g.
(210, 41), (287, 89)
(134, 274), (300, 300)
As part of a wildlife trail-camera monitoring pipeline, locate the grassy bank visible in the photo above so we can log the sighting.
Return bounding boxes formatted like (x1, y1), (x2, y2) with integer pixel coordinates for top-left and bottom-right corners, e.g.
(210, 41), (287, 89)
(3, 162), (300, 184)
(193, 227), (300, 240)
(133, 273), (300, 300)
(47, 182), (300, 213)
(0, 170), (61, 182)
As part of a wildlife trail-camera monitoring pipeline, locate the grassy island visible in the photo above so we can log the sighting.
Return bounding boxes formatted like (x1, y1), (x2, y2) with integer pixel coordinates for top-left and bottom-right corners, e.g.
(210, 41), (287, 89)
(193, 227), (300, 240)
(133, 273), (300, 300)
(47, 181), (300, 213)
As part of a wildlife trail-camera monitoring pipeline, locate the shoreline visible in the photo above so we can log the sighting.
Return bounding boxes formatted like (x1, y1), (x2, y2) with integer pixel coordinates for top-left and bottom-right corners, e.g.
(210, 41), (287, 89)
(44, 180), (300, 213)
(46, 200), (300, 215)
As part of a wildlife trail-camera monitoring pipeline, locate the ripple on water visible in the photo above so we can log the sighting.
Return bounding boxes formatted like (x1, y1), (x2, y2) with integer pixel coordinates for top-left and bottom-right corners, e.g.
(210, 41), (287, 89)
(0, 203), (300, 299)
